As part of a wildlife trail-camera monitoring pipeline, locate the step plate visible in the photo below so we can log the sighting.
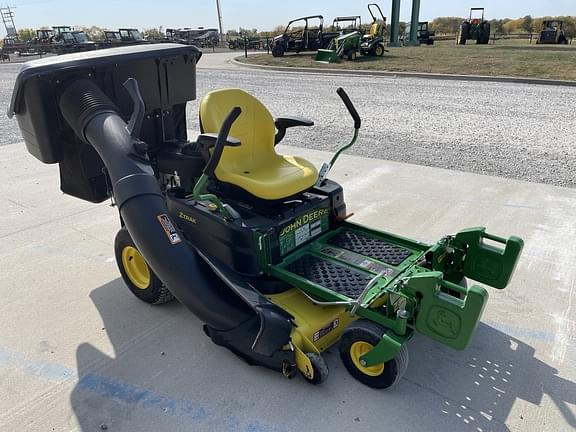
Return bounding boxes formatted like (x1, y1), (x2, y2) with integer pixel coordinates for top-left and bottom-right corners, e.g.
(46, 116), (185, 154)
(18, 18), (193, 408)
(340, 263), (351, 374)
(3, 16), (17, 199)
(286, 254), (372, 298)
(328, 230), (412, 266)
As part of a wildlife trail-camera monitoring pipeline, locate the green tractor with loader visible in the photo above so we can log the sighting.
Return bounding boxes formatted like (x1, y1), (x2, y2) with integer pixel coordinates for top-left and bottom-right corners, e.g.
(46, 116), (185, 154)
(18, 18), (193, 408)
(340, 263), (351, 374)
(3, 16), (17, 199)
(315, 3), (386, 63)
(9, 44), (523, 388)
(457, 8), (490, 45)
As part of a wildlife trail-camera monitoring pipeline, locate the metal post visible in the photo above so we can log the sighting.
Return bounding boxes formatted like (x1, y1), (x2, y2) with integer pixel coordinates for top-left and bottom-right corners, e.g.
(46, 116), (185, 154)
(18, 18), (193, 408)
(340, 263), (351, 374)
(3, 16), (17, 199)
(389, 0), (401, 47)
(244, 35), (248, 58)
(408, 0), (420, 46)
(215, 0), (224, 45)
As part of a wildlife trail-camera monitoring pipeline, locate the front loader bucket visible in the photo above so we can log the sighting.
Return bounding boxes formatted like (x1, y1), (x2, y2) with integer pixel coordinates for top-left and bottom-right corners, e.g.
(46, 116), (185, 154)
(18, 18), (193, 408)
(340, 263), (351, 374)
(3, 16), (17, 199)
(315, 49), (340, 63)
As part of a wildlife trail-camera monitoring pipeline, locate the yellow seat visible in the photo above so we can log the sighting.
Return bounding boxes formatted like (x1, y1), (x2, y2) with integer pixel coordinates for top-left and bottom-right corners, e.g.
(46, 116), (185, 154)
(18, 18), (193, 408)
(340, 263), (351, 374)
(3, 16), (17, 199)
(364, 22), (381, 39)
(199, 88), (318, 201)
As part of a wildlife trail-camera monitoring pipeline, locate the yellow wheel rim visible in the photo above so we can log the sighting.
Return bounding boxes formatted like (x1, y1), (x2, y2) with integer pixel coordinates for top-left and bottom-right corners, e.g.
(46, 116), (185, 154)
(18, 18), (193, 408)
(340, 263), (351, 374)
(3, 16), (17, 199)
(122, 246), (150, 290)
(350, 341), (385, 376)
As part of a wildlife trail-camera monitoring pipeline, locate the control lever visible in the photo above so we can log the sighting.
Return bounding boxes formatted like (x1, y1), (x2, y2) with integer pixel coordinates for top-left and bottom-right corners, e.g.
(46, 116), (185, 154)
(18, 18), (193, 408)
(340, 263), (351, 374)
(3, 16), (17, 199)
(316, 87), (361, 186)
(123, 78), (145, 139)
(192, 106), (243, 221)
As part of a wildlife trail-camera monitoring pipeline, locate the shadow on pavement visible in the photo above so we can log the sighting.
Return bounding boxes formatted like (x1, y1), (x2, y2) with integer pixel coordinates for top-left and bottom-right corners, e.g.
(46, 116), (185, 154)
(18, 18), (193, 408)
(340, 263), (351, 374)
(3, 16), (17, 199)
(70, 279), (575, 431)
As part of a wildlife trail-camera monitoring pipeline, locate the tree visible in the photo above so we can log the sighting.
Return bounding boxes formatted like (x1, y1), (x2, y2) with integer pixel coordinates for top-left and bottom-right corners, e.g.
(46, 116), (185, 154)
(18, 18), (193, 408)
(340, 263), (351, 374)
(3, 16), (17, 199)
(77, 26), (105, 41)
(17, 28), (35, 41)
(141, 27), (164, 40)
(429, 17), (464, 34)
(521, 15), (534, 33)
(239, 27), (259, 38)
(490, 19), (511, 34)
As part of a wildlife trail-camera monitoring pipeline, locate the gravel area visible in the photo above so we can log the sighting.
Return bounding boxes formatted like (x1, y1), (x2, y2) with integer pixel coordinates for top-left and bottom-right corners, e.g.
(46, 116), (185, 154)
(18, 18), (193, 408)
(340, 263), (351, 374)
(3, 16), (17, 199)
(0, 64), (22, 147)
(2, 63), (575, 187)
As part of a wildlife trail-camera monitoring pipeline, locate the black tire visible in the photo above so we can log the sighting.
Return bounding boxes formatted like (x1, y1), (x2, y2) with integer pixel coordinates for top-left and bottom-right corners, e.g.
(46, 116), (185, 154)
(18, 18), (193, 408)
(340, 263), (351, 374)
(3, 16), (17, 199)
(272, 44), (284, 57)
(339, 320), (409, 389)
(457, 22), (470, 45)
(114, 227), (174, 305)
(301, 352), (329, 385)
(374, 44), (385, 57)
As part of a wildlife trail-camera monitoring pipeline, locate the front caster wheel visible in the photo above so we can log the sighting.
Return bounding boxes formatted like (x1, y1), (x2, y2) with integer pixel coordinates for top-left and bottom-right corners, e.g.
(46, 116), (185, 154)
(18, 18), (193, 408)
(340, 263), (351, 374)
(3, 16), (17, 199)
(339, 320), (408, 389)
(301, 352), (329, 385)
(114, 228), (174, 305)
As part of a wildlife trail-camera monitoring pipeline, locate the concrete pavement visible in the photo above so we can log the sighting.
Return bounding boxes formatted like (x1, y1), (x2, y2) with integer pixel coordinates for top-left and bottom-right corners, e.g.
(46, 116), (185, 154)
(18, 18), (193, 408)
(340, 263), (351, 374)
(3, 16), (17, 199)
(0, 140), (574, 431)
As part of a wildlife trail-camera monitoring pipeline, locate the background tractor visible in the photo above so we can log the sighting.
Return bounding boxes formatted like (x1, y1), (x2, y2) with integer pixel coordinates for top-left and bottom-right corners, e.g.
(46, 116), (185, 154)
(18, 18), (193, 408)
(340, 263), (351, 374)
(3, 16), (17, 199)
(405, 21), (435, 45)
(331, 15), (362, 34)
(457, 8), (490, 45)
(315, 4), (386, 63)
(537, 20), (569, 44)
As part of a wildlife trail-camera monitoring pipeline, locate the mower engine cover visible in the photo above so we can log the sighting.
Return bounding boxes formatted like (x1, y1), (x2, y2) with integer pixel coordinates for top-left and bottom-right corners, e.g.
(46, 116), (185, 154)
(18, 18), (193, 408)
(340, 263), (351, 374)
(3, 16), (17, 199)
(8, 44), (201, 202)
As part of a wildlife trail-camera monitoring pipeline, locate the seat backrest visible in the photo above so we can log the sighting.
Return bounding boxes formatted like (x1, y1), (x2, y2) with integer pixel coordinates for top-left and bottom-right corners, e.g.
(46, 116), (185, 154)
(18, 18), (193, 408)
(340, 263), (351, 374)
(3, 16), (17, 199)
(369, 22), (380, 38)
(200, 88), (277, 175)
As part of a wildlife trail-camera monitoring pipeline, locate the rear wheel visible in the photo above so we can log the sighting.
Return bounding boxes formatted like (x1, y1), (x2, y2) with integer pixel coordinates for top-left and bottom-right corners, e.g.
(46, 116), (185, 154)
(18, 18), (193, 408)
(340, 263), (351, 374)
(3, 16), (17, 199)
(374, 44), (385, 56)
(114, 228), (174, 305)
(339, 320), (408, 389)
(478, 22), (491, 44)
(457, 22), (470, 45)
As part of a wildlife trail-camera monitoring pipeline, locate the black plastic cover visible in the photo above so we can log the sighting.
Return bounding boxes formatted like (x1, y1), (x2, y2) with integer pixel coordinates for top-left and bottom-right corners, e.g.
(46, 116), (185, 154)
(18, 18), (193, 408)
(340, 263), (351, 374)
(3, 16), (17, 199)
(8, 44), (201, 202)
(9, 43), (201, 164)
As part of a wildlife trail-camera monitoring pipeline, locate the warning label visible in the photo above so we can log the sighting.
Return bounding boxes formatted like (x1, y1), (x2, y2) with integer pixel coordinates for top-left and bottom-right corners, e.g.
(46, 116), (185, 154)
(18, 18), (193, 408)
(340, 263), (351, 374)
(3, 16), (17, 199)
(157, 214), (182, 245)
(313, 318), (340, 342)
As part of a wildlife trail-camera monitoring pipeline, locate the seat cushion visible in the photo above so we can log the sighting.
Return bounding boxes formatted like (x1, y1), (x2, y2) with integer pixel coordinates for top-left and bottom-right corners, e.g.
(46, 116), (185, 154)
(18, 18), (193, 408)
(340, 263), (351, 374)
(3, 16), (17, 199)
(200, 88), (318, 200)
(217, 154), (318, 201)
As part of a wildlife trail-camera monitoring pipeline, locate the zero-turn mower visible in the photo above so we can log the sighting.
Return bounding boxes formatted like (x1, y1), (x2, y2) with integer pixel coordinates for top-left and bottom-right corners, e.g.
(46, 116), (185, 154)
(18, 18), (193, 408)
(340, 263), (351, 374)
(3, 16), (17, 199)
(360, 3), (386, 56)
(8, 44), (523, 389)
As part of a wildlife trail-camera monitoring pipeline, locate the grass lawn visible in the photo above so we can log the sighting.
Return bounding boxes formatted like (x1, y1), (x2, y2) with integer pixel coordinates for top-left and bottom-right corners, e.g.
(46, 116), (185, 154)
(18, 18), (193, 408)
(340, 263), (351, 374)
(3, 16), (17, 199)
(239, 40), (576, 81)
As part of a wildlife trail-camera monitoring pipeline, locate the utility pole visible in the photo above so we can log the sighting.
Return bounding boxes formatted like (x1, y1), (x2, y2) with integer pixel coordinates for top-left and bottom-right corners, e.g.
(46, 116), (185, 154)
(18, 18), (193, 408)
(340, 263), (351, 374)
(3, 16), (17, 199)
(215, 0), (224, 44)
(408, 0), (421, 46)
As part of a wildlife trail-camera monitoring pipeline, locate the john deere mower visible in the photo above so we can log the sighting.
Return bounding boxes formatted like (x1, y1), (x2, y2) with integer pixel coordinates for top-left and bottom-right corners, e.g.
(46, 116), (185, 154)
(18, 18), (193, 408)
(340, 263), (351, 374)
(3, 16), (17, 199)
(8, 44), (523, 388)
(360, 3), (386, 56)
(457, 8), (491, 45)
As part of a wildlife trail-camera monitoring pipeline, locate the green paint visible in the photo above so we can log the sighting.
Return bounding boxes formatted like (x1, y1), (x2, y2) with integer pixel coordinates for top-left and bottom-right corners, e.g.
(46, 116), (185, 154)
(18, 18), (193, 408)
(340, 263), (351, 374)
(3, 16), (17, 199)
(267, 223), (523, 364)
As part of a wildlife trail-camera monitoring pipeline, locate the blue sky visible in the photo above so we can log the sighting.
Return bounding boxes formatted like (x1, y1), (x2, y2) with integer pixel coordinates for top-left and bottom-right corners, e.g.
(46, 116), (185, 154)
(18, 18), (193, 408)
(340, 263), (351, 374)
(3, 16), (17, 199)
(2, 0), (574, 36)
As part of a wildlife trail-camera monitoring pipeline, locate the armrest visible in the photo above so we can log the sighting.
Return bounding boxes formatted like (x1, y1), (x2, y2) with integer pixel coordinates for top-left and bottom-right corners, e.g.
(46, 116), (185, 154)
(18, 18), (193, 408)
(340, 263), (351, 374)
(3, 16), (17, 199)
(274, 116), (314, 145)
(197, 133), (241, 150)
